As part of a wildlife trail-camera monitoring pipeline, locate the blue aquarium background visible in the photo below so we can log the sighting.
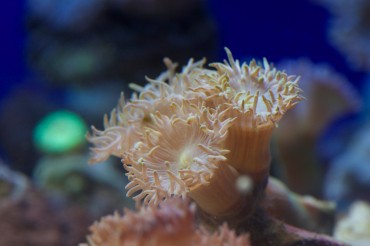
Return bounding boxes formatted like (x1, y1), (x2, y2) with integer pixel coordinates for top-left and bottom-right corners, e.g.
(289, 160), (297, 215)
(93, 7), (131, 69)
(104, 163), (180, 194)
(0, 0), (370, 244)
(1, 0), (366, 94)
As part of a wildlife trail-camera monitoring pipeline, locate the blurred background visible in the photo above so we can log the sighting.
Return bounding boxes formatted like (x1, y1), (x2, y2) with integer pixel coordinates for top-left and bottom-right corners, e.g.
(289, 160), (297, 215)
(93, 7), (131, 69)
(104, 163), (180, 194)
(0, 0), (369, 245)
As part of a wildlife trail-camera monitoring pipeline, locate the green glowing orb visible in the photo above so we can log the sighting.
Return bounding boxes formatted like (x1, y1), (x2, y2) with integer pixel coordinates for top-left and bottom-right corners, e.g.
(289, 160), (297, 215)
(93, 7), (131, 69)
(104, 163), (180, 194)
(34, 110), (87, 154)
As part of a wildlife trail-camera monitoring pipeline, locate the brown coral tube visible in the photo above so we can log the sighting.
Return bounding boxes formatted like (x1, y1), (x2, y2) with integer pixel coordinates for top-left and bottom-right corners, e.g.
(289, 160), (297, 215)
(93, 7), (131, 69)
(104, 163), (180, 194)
(225, 121), (274, 184)
(215, 120), (274, 227)
(189, 164), (246, 217)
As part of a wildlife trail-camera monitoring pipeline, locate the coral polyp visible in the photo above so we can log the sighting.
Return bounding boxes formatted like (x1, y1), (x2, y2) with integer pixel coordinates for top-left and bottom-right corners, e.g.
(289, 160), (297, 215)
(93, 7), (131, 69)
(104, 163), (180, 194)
(191, 49), (303, 182)
(87, 58), (207, 164)
(123, 104), (227, 196)
(208, 48), (302, 127)
(123, 101), (241, 214)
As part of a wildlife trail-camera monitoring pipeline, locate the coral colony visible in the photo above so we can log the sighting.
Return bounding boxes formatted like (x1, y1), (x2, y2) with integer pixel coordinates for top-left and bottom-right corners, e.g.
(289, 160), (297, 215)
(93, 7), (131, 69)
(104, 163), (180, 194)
(85, 49), (344, 245)
(314, 0), (370, 71)
(274, 59), (361, 197)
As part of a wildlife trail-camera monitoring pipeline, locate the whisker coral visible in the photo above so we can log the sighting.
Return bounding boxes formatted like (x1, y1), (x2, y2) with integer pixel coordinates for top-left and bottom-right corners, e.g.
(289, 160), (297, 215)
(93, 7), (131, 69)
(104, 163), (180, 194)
(80, 47), (359, 245)
(87, 47), (303, 227)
